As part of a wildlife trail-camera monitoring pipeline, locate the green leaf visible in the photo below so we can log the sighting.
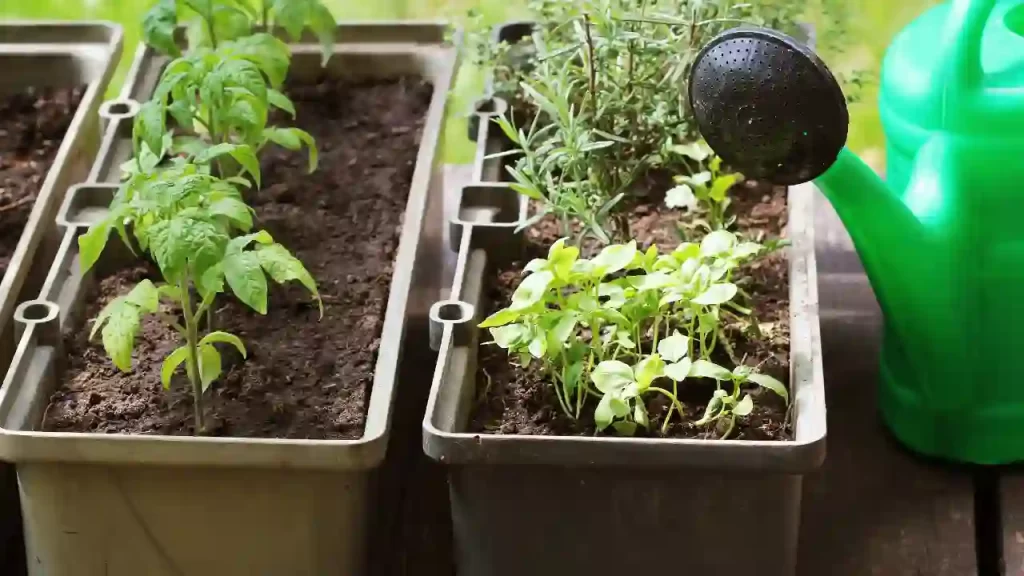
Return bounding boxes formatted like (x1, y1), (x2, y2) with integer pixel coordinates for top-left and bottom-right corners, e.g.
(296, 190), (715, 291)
(657, 331), (690, 363)
(595, 393), (615, 431)
(591, 360), (633, 394)
(563, 361), (584, 402)
(551, 313), (577, 343)
(479, 308), (519, 329)
(78, 218), (113, 274)
(229, 145), (261, 188)
(733, 394), (754, 417)
(748, 373), (790, 404)
(689, 359), (732, 381)
(592, 241), (637, 276)
(255, 243), (323, 317)
(198, 343), (222, 392)
(510, 270), (553, 311)
(209, 197), (254, 232)
(125, 280), (160, 313)
(612, 421), (637, 436)
(672, 140), (711, 161)
(696, 389), (727, 425)
(95, 297), (143, 372)
(198, 331), (248, 358)
(267, 89), (296, 117)
(147, 216), (229, 283)
(223, 250), (268, 314)
(527, 333), (546, 358)
(489, 324), (526, 349)
(634, 401), (649, 429)
(732, 242), (764, 260)
(665, 184), (697, 210)
(263, 127), (318, 173)
(598, 282), (626, 309)
(142, 0), (180, 56)
(710, 173), (742, 203)
(700, 230), (737, 258)
(307, 1), (337, 66)
(692, 283), (738, 306)
(663, 358), (693, 382)
(134, 100), (166, 163)
(633, 354), (664, 390)
(226, 33), (291, 88)
(546, 238), (579, 280)
(161, 346), (190, 390)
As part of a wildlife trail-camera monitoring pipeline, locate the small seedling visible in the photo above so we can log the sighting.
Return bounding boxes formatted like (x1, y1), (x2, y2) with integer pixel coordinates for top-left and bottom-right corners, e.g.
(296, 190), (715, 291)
(665, 141), (744, 236)
(479, 230), (787, 437)
(78, 164), (322, 433)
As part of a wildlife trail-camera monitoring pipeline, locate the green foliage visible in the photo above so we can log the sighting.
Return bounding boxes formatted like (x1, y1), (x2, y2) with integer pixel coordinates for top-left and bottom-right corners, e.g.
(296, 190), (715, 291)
(142, 0), (337, 64)
(479, 232), (788, 437)
(665, 140), (745, 237)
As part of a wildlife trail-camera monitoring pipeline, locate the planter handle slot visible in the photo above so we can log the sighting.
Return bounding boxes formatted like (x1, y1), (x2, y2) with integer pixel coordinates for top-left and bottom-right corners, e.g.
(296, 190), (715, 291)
(429, 300), (475, 351)
(13, 300), (63, 365)
(98, 98), (140, 123)
(468, 96), (509, 142)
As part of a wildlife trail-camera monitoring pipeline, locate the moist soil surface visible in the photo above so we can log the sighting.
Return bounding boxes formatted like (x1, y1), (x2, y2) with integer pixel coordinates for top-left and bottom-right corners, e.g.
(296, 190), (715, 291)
(0, 86), (85, 279)
(470, 181), (793, 440)
(42, 76), (433, 438)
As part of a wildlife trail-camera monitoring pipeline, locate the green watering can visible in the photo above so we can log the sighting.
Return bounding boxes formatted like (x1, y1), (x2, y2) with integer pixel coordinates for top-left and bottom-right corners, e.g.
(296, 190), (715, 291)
(688, 0), (1024, 464)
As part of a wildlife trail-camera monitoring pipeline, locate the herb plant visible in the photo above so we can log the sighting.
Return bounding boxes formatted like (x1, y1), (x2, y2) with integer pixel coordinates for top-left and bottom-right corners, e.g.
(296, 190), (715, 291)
(79, 163), (322, 433)
(479, 231), (787, 438)
(664, 140), (744, 236)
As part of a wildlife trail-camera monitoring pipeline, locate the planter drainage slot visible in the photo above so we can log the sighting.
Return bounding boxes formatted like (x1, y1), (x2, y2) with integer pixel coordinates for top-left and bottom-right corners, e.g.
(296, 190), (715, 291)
(98, 98), (139, 120)
(429, 300), (474, 351)
(467, 97), (508, 141)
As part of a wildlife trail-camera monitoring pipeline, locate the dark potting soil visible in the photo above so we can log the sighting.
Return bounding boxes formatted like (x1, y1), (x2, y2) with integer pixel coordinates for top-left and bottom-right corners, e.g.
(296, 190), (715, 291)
(470, 182), (793, 441)
(41, 76), (433, 438)
(0, 86), (85, 279)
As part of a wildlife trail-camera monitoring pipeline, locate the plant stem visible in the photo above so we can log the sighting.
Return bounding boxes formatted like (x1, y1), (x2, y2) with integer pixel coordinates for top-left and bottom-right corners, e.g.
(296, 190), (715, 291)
(582, 14), (598, 118)
(180, 277), (205, 434)
(204, 9), (218, 48)
(261, 0), (270, 28)
(648, 387), (685, 434)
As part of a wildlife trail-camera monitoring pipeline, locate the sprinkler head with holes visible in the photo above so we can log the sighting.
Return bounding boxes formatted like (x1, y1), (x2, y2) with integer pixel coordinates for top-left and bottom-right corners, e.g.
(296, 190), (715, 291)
(688, 0), (1024, 465)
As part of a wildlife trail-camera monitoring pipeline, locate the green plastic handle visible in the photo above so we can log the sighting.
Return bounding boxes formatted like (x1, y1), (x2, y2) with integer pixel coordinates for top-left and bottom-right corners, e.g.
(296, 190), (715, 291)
(939, 0), (995, 127)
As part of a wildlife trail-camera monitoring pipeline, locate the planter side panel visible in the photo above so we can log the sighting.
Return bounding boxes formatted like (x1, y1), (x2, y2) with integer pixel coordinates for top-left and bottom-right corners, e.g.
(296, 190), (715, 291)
(19, 464), (367, 576)
(450, 466), (800, 576)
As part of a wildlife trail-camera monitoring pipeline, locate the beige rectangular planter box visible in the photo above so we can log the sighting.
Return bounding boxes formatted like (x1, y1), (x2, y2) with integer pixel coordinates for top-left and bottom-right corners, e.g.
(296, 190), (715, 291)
(0, 22), (456, 576)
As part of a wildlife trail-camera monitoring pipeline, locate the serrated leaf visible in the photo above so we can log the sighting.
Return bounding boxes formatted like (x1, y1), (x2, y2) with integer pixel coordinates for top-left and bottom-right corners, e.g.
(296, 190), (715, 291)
(223, 250), (268, 314)
(134, 100), (166, 163)
(689, 359), (732, 381)
(142, 0), (180, 56)
(147, 216), (229, 283)
(664, 358), (693, 382)
(733, 394), (754, 417)
(263, 127), (317, 173)
(307, 1), (337, 66)
(657, 331), (690, 363)
(209, 197), (254, 231)
(198, 343), (222, 392)
(692, 283), (738, 306)
(199, 331), (248, 358)
(98, 297), (144, 372)
(267, 89), (296, 117)
(125, 280), (160, 313)
(748, 373), (790, 404)
(255, 243), (322, 316)
(591, 360), (633, 394)
(161, 346), (190, 390)
(226, 33), (290, 88)
(229, 145), (261, 188)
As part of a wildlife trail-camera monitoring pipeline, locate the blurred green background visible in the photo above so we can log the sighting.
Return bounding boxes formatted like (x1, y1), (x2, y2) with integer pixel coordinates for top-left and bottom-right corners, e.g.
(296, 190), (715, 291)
(0, 0), (938, 169)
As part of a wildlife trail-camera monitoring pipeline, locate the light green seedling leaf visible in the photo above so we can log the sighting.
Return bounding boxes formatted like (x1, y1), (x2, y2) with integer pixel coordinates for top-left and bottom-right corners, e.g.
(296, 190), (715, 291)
(528, 332), (547, 358)
(592, 241), (637, 276)
(91, 292), (150, 372)
(479, 308), (519, 329)
(547, 238), (579, 280)
(598, 283), (626, 309)
(134, 100), (166, 165)
(733, 242), (763, 260)
(125, 280), (160, 313)
(696, 389), (728, 425)
(700, 229), (736, 258)
(612, 421), (637, 436)
(595, 393), (615, 430)
(230, 145), (261, 188)
(210, 197), (254, 231)
(199, 331), (248, 358)
(78, 218), (113, 274)
(551, 313), (578, 343)
(665, 184), (697, 210)
(709, 173), (742, 202)
(689, 359), (732, 381)
(591, 360), (633, 394)
(489, 324), (526, 349)
(510, 270), (553, 311)
(634, 401), (649, 429)
(692, 282), (738, 306)
(198, 343), (222, 392)
(748, 373), (790, 404)
(657, 331), (689, 363)
(633, 354), (664, 390)
(672, 140), (711, 161)
(223, 250), (268, 314)
(733, 394), (754, 417)
(663, 357), (692, 382)
(256, 243), (323, 317)
(563, 361), (584, 402)
(161, 346), (190, 390)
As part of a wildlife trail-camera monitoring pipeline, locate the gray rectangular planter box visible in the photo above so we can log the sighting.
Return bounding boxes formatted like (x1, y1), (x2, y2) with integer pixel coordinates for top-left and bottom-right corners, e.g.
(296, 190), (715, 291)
(422, 22), (827, 576)
(0, 22), (457, 576)
(0, 22), (122, 573)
